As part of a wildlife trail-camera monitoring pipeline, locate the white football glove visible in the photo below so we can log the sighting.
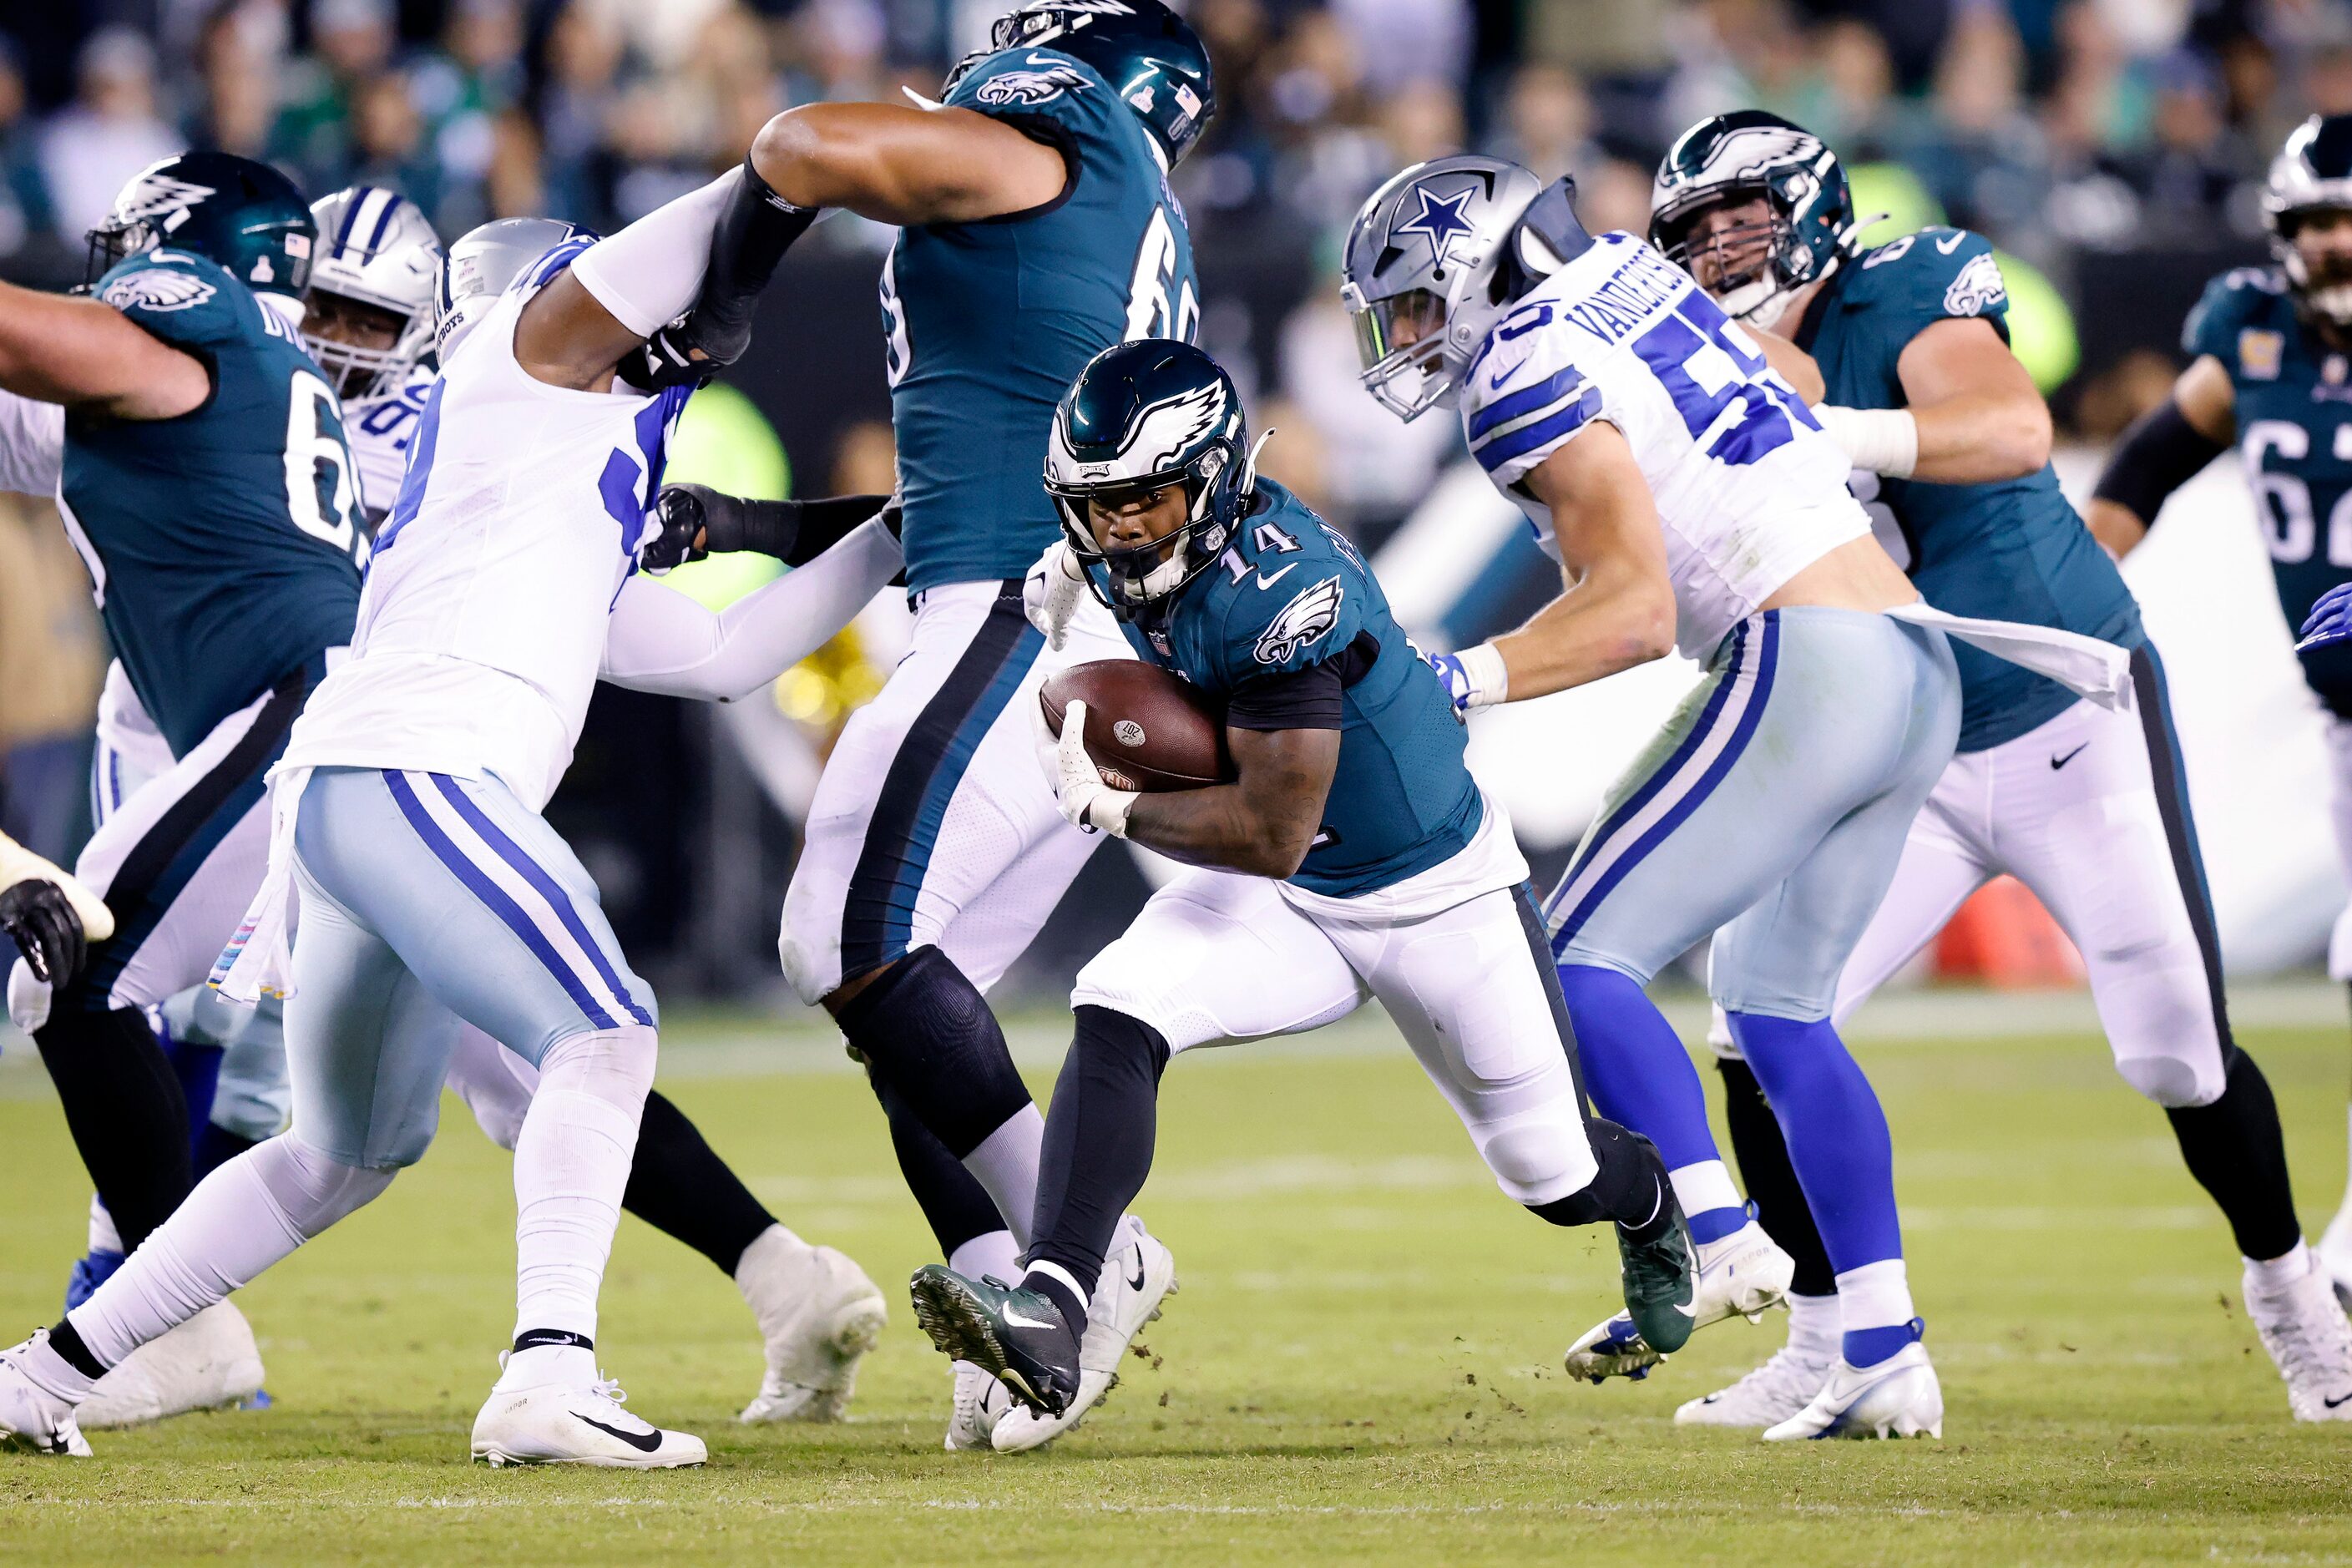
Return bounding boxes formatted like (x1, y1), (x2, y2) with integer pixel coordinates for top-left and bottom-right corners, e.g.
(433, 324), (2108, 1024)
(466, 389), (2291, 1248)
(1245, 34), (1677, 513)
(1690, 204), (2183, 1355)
(1036, 696), (1136, 837)
(1022, 539), (1089, 651)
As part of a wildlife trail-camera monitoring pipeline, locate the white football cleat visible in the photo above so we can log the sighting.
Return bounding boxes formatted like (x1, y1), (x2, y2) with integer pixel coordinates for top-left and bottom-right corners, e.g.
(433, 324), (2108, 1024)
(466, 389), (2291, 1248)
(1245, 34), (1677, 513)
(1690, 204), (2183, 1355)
(989, 1226), (1177, 1454)
(2246, 1264), (2352, 1422)
(1675, 1336), (1838, 1428)
(1763, 1335), (1943, 1441)
(0, 1333), (91, 1457)
(943, 1359), (1013, 1451)
(77, 1301), (265, 1429)
(733, 1226), (889, 1424)
(472, 1372), (706, 1468)
(1565, 1216), (1793, 1382)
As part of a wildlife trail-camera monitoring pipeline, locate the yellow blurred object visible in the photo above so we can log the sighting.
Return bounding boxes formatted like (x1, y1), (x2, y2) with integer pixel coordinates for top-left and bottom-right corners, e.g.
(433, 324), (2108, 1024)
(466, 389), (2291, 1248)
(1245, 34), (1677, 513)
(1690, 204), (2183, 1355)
(1990, 250), (2080, 394)
(660, 382), (791, 611)
(777, 625), (890, 752)
(1845, 162), (1942, 250)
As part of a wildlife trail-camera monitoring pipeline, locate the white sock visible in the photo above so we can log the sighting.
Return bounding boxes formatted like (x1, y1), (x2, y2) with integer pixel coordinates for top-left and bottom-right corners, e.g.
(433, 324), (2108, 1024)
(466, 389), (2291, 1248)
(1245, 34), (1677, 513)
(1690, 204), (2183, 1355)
(70, 1136), (390, 1369)
(961, 1105), (1045, 1252)
(568, 170), (739, 337)
(1785, 1292), (1839, 1354)
(496, 1343), (599, 1393)
(87, 1194), (120, 1255)
(1833, 1258), (1914, 1334)
(510, 1026), (655, 1345)
(1667, 1159), (1743, 1219)
(2246, 1240), (2314, 1292)
(949, 1229), (1021, 1284)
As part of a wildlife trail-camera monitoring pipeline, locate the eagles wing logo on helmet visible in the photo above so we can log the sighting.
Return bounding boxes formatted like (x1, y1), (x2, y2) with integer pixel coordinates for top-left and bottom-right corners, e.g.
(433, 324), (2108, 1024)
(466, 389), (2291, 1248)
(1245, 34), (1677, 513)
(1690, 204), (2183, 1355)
(113, 176), (217, 224)
(1943, 252), (2006, 317)
(1135, 379), (1228, 470)
(1255, 575), (1345, 665)
(99, 268), (218, 313)
(1685, 124), (1819, 188)
(977, 62), (1093, 105)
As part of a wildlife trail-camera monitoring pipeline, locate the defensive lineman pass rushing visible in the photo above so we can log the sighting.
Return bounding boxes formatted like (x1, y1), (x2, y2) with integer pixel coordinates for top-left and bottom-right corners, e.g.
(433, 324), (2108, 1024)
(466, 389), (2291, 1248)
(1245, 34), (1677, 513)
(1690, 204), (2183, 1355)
(687, 0), (1211, 1449)
(1651, 114), (2350, 1427)
(0, 165), (894, 1461)
(905, 340), (1696, 1413)
(2091, 111), (2352, 1335)
(1342, 155), (2132, 1439)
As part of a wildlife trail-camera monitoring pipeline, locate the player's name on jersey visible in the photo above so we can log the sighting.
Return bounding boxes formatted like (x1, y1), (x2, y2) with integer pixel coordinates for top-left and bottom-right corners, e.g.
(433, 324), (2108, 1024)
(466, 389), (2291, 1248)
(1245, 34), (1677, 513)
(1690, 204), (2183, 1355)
(1559, 243), (1687, 346)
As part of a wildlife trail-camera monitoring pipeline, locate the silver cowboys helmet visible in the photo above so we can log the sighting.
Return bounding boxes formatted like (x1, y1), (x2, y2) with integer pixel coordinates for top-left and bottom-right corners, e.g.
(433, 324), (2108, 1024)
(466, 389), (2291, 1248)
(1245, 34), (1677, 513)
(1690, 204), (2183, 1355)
(2263, 114), (2352, 325)
(1340, 155), (1551, 421)
(306, 186), (443, 397)
(432, 216), (598, 367)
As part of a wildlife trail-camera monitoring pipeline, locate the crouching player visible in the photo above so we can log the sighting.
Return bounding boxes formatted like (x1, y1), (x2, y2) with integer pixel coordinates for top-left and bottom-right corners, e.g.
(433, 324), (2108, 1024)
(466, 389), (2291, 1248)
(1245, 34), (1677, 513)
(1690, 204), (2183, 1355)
(906, 340), (1694, 1417)
(0, 169), (884, 1461)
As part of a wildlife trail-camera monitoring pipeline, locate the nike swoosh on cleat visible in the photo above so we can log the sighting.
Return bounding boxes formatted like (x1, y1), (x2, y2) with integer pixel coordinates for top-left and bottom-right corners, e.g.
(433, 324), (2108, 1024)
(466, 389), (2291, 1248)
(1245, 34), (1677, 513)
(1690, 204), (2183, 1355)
(574, 1414), (664, 1453)
(2325, 1392), (2352, 1409)
(1126, 1249), (1146, 1292)
(1002, 1306), (1060, 1331)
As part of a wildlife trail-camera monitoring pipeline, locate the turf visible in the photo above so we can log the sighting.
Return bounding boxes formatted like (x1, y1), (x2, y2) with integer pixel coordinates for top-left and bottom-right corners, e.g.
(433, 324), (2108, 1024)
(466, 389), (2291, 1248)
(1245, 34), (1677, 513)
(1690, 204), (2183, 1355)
(3, 1004), (2351, 1565)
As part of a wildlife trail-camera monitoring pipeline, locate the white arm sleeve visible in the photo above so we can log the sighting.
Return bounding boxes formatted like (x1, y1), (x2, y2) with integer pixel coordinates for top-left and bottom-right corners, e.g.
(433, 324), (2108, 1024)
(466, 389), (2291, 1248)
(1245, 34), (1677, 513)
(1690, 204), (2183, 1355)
(568, 169), (744, 338)
(0, 388), (64, 497)
(599, 516), (904, 701)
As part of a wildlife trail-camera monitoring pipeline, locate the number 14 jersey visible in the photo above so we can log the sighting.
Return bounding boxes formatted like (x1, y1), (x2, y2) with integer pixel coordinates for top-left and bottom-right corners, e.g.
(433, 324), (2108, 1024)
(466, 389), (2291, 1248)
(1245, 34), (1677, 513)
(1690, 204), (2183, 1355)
(1459, 232), (1866, 660)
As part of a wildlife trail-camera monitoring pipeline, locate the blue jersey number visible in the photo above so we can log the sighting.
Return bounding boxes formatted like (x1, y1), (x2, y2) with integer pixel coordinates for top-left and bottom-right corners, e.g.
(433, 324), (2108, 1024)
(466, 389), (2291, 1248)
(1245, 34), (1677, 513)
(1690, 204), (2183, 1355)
(1631, 292), (1816, 466)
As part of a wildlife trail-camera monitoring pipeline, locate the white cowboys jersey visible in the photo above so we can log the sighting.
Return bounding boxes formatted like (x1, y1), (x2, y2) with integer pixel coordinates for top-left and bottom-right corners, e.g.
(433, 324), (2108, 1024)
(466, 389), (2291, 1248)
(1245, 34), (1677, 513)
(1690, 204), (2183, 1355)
(1459, 232), (1868, 659)
(281, 254), (688, 809)
(344, 366), (437, 524)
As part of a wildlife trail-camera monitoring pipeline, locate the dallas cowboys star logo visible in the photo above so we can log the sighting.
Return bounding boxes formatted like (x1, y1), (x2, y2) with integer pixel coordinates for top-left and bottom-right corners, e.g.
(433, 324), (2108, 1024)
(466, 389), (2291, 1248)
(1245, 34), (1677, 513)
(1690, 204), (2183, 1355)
(1395, 185), (1479, 269)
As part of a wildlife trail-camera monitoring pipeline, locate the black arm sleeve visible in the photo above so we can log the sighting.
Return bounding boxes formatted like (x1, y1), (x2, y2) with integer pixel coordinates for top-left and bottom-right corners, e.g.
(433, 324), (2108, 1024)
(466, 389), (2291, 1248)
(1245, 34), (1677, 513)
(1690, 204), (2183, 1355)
(2091, 398), (2229, 526)
(692, 157), (819, 341)
(699, 492), (888, 564)
(1226, 662), (1344, 732)
(779, 493), (890, 566)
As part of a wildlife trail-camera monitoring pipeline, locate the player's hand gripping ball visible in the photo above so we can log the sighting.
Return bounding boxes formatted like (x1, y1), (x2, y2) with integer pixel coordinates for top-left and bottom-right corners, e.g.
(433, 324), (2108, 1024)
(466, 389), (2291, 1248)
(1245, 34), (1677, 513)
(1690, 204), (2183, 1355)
(1037, 661), (1233, 836)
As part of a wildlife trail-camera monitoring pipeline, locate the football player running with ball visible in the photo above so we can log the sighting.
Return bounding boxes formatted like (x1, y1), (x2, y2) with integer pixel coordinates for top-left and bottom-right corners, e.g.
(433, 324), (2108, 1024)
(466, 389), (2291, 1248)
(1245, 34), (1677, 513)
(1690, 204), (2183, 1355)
(1659, 114), (2348, 1427)
(0, 169), (888, 1463)
(732, 0), (1211, 1449)
(906, 339), (1696, 1417)
(2095, 115), (2352, 1369)
(1343, 159), (2134, 1439)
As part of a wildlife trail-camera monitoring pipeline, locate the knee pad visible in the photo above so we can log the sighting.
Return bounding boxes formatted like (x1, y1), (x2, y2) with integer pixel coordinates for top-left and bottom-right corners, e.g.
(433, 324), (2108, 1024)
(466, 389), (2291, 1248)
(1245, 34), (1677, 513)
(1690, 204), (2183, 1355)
(537, 1023), (659, 1108)
(8, 956), (48, 1034)
(2116, 1050), (2224, 1110)
(1472, 1102), (1599, 1208)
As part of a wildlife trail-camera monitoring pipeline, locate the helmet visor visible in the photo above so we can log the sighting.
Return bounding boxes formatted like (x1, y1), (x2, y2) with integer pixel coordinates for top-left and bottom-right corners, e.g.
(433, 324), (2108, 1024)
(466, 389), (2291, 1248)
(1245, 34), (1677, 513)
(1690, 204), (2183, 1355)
(1349, 287), (1451, 421)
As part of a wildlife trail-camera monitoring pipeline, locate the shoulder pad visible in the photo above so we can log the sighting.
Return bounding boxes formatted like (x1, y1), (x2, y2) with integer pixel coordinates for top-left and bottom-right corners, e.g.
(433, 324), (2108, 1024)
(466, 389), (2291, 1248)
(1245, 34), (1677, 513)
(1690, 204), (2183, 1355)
(1463, 292), (1603, 489)
(2183, 266), (2291, 364)
(1848, 228), (2006, 323)
(94, 250), (255, 348)
(946, 48), (1107, 133)
(1204, 492), (1364, 677)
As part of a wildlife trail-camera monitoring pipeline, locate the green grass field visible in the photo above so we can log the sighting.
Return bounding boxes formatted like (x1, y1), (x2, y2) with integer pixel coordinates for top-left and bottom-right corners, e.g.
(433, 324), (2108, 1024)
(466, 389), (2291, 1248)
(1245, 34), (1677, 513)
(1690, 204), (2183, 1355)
(3, 999), (2352, 1565)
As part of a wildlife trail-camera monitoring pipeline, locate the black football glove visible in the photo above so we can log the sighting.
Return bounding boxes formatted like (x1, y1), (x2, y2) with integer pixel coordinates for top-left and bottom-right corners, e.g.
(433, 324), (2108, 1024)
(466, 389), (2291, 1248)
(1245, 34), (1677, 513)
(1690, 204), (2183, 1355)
(0, 878), (85, 988)
(620, 311), (731, 392)
(641, 483), (716, 574)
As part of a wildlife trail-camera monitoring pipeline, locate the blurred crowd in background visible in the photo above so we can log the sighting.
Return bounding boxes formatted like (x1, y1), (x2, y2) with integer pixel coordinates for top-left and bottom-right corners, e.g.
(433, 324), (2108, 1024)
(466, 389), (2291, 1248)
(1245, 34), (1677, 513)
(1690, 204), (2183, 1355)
(4, 0), (2349, 995)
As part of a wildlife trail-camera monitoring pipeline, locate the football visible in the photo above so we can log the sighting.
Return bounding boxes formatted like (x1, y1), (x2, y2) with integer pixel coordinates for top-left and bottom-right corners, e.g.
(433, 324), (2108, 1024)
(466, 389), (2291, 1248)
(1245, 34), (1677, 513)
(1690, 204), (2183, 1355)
(1040, 659), (1233, 792)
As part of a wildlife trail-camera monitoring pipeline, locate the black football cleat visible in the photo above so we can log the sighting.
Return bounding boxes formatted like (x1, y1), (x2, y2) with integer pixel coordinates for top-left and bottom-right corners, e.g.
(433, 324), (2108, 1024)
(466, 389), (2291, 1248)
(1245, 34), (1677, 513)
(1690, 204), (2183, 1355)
(1616, 1166), (1697, 1360)
(908, 1267), (1082, 1418)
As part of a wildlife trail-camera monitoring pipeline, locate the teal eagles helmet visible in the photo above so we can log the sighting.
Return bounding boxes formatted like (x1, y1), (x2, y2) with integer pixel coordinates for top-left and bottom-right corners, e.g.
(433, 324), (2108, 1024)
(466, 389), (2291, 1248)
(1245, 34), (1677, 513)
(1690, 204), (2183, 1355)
(1044, 338), (1262, 617)
(1648, 110), (1858, 329)
(2263, 114), (2352, 324)
(83, 152), (316, 300)
(943, 1), (1214, 169)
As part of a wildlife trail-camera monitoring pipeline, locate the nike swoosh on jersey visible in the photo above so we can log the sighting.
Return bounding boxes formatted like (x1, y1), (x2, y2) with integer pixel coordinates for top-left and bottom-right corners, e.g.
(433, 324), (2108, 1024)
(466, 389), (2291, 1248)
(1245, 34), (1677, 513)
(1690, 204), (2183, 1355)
(2050, 742), (2089, 770)
(574, 1414), (664, 1452)
(1936, 231), (1965, 254)
(1256, 563), (1298, 589)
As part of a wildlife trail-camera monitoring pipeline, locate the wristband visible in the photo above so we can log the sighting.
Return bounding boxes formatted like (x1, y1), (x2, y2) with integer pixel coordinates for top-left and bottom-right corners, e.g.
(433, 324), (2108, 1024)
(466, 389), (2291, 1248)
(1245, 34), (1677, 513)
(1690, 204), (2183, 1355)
(1457, 641), (1510, 709)
(1813, 406), (1919, 478)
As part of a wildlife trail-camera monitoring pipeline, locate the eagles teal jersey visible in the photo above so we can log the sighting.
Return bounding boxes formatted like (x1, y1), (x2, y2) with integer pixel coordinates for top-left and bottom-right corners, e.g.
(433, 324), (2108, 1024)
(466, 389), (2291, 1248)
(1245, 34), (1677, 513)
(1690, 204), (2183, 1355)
(886, 46), (1198, 594)
(63, 249), (365, 757)
(2183, 265), (2352, 716)
(1109, 481), (1483, 898)
(1797, 227), (2143, 751)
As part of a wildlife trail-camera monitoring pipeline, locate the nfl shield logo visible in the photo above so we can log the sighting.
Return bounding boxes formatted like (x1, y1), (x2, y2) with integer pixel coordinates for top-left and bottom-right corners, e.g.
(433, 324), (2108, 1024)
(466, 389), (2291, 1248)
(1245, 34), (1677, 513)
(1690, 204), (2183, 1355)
(2240, 329), (2284, 380)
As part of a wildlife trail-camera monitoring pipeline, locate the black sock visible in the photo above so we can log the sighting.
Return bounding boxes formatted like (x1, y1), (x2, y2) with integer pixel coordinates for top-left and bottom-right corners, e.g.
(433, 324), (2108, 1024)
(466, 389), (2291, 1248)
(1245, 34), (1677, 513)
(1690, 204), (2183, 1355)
(1718, 1055), (1838, 1297)
(1027, 1005), (1170, 1287)
(34, 1006), (193, 1252)
(190, 1123), (259, 1185)
(2167, 1048), (2302, 1262)
(835, 946), (1034, 1158)
(619, 1090), (778, 1277)
(869, 1065), (1008, 1259)
(43, 1318), (105, 1379)
(1529, 1117), (1674, 1242)
(1024, 1267), (1089, 1348)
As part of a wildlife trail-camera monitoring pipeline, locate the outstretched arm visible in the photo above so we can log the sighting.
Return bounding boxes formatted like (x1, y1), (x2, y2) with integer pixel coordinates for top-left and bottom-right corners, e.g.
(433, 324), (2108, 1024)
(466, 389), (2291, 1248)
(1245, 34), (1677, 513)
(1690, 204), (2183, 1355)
(513, 171), (745, 390)
(599, 516), (903, 701)
(749, 101), (1068, 226)
(0, 281), (210, 421)
(2086, 355), (2236, 558)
